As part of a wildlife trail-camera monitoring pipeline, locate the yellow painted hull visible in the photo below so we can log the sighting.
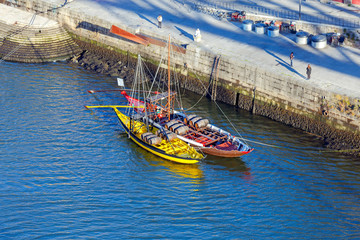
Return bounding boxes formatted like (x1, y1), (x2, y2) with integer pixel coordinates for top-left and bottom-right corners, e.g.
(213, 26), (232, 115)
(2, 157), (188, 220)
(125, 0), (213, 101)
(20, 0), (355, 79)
(113, 108), (203, 164)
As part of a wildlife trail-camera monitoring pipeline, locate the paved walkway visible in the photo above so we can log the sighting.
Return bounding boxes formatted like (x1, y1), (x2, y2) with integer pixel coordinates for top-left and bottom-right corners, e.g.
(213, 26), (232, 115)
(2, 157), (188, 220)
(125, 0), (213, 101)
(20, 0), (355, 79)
(2, 0), (360, 97)
(0, 4), (58, 27)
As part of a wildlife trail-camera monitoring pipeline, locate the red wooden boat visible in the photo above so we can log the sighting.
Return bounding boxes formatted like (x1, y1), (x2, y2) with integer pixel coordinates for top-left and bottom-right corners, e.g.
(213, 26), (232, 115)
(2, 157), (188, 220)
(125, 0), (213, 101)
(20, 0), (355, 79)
(121, 90), (253, 157)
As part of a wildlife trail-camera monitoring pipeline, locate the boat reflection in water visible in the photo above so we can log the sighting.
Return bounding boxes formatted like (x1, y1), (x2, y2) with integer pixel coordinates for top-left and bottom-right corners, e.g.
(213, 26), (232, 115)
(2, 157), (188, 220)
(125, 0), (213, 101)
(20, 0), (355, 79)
(150, 158), (204, 183)
(205, 156), (252, 181)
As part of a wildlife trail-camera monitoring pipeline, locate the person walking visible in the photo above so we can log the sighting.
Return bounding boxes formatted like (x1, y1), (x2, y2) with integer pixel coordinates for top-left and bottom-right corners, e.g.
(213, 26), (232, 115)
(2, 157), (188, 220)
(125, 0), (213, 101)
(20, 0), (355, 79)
(157, 14), (162, 28)
(290, 52), (294, 67)
(306, 64), (312, 80)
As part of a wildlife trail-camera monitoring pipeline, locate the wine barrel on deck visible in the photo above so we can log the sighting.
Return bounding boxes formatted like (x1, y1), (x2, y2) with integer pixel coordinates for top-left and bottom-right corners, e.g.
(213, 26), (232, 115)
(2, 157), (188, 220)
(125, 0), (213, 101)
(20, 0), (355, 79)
(141, 132), (162, 145)
(156, 129), (177, 141)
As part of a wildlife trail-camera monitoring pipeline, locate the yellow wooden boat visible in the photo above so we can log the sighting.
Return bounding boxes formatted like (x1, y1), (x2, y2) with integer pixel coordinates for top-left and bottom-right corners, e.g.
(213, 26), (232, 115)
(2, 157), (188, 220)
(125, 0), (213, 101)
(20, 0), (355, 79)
(86, 105), (204, 164)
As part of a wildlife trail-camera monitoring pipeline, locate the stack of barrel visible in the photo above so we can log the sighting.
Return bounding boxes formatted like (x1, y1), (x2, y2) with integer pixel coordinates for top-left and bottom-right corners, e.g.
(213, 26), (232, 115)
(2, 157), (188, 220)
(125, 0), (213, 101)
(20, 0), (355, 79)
(156, 129), (177, 141)
(141, 132), (162, 146)
(184, 115), (209, 129)
(165, 120), (189, 135)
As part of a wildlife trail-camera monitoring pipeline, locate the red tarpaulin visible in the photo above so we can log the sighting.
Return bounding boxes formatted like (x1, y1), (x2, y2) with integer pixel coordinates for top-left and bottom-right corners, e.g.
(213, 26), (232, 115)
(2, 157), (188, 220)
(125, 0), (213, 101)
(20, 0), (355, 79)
(136, 34), (186, 54)
(110, 25), (186, 54)
(110, 25), (148, 45)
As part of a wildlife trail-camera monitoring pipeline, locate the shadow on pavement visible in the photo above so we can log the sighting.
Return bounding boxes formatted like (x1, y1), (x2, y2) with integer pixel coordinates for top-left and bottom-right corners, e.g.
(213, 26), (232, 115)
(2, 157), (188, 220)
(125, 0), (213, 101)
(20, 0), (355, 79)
(174, 26), (193, 41)
(265, 49), (306, 79)
(137, 13), (157, 27)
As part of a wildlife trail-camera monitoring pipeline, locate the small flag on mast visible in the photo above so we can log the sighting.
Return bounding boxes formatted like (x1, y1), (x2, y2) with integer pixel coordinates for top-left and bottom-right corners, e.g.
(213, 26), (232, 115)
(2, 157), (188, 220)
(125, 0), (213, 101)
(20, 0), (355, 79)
(117, 78), (124, 87)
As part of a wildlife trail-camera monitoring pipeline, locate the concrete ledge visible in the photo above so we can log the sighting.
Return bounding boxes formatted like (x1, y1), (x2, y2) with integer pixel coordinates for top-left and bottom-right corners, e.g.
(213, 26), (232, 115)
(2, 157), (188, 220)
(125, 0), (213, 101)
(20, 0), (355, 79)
(1, 1), (360, 150)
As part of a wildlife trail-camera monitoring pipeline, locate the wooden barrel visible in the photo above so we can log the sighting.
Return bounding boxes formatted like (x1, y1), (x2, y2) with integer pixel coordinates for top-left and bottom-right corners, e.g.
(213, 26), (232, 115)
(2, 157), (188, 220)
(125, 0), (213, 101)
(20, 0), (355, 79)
(141, 132), (153, 141)
(156, 129), (177, 141)
(189, 117), (202, 127)
(141, 132), (162, 145)
(174, 125), (189, 136)
(184, 115), (197, 125)
(165, 120), (178, 129)
(194, 119), (209, 128)
(168, 123), (183, 132)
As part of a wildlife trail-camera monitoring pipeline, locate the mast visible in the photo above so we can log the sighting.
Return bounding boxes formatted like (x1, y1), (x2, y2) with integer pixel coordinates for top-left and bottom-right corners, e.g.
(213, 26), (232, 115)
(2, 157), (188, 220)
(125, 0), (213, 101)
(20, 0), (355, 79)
(167, 34), (171, 121)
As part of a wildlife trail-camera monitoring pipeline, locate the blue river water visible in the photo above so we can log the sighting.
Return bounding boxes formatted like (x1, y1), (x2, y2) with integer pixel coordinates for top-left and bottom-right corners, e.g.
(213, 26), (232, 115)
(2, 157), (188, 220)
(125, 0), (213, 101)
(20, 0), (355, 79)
(1, 61), (360, 239)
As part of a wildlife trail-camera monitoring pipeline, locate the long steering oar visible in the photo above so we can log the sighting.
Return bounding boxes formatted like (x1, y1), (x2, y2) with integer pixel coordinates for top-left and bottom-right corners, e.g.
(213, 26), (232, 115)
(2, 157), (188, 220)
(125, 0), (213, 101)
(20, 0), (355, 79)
(84, 105), (144, 109)
(88, 89), (160, 94)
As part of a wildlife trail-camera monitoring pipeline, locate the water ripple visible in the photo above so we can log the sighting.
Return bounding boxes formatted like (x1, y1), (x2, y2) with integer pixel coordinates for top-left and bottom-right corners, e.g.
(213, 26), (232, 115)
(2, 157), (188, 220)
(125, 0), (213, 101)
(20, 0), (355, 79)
(1, 62), (360, 239)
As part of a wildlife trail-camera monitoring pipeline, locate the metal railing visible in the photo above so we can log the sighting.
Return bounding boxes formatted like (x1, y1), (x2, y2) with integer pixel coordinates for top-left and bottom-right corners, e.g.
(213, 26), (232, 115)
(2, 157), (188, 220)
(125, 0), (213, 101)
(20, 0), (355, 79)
(191, 1), (360, 28)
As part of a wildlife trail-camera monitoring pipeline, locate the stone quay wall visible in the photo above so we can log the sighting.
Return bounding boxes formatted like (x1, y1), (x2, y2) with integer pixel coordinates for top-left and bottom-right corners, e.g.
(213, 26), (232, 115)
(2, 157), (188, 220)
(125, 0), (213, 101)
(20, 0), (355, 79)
(4, 0), (360, 153)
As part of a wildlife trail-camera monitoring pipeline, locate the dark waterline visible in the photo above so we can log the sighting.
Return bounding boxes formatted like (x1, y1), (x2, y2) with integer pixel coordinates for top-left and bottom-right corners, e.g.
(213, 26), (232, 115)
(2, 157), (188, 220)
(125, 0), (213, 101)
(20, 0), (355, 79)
(1, 61), (360, 239)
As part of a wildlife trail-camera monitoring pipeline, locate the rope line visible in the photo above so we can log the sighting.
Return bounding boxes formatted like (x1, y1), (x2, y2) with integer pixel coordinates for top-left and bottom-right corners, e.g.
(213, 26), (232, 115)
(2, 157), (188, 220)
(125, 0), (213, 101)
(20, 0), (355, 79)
(163, 36), (251, 146)
(240, 138), (281, 148)
(183, 69), (250, 146)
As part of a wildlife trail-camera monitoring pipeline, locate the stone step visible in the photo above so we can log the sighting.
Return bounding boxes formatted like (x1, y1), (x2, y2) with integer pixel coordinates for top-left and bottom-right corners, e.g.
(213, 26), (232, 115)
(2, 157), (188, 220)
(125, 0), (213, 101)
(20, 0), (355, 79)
(0, 20), (81, 63)
(0, 40), (81, 57)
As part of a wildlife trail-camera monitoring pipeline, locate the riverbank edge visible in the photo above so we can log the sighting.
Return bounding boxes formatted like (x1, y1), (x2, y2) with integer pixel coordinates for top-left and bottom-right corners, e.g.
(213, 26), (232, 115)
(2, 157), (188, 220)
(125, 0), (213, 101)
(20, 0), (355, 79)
(1, 1), (360, 156)
(69, 36), (360, 156)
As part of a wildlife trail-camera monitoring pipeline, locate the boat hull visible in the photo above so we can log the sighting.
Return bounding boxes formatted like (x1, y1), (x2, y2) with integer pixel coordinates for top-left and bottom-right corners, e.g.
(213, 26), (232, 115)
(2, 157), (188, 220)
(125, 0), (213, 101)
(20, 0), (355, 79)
(199, 146), (253, 158)
(174, 111), (254, 158)
(113, 108), (203, 164)
(159, 119), (253, 158)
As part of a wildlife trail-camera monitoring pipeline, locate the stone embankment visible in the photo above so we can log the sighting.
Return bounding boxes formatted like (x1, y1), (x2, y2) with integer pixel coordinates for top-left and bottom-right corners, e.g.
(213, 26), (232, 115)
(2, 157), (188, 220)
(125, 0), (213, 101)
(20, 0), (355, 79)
(69, 38), (360, 156)
(1, 0), (360, 156)
(71, 39), (135, 80)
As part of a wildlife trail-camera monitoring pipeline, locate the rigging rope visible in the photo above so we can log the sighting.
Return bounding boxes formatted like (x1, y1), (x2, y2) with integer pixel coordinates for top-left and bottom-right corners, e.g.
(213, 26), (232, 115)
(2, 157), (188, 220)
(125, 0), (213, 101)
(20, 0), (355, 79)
(156, 35), (251, 146)
(240, 138), (281, 148)
(142, 54), (164, 99)
(175, 56), (251, 146)
(138, 35), (284, 149)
